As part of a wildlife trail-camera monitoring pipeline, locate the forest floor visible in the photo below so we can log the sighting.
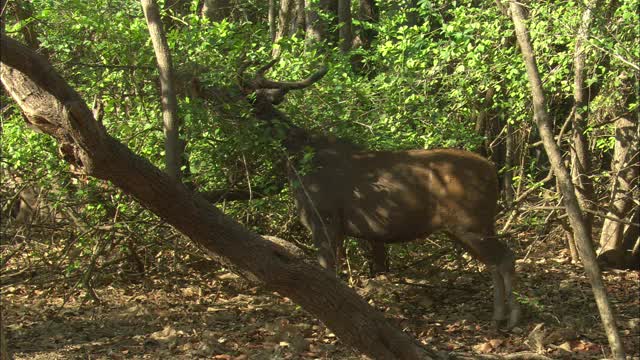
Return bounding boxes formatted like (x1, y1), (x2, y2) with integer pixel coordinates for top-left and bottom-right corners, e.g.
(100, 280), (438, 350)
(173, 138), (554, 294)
(2, 230), (639, 360)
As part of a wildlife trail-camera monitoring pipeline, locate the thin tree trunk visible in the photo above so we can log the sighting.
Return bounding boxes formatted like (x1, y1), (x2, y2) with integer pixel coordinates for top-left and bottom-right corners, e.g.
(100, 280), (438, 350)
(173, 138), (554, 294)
(273, 0), (294, 56)
(276, 0), (294, 41)
(565, 226), (581, 262)
(141, 0), (182, 182)
(304, 0), (323, 42)
(506, 2), (625, 359)
(11, 1), (49, 58)
(338, 0), (352, 52)
(623, 208), (639, 255)
(0, 309), (8, 360)
(0, 0), (5, 35)
(352, 1), (378, 73)
(14, 3), (40, 50)
(598, 115), (638, 253)
(569, 0), (599, 241)
(503, 122), (515, 205)
(294, 0), (305, 34)
(557, 174), (581, 263)
(474, 88), (495, 158)
(355, 0), (378, 49)
(269, 0), (277, 42)
(304, 0), (336, 45)
(1, 35), (433, 360)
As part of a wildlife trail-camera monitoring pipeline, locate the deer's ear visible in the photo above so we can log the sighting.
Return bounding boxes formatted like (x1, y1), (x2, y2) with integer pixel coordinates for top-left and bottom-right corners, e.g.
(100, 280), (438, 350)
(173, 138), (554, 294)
(270, 89), (288, 105)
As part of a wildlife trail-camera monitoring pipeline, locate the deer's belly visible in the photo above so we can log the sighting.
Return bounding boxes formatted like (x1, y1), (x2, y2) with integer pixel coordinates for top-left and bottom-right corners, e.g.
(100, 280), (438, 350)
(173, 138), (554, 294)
(342, 205), (435, 242)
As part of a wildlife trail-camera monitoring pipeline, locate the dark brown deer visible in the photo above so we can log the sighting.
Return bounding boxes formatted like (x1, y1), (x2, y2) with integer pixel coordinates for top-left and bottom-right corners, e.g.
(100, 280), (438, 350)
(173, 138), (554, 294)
(216, 61), (520, 328)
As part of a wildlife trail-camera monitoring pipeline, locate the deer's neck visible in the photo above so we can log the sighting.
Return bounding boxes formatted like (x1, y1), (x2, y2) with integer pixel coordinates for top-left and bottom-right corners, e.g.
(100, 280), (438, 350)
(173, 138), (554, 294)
(255, 101), (360, 155)
(283, 126), (362, 157)
(282, 125), (313, 153)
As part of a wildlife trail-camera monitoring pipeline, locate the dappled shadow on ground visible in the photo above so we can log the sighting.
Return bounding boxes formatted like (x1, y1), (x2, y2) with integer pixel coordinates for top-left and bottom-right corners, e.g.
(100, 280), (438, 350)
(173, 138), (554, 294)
(384, 237), (640, 358)
(3, 231), (639, 359)
(4, 267), (352, 360)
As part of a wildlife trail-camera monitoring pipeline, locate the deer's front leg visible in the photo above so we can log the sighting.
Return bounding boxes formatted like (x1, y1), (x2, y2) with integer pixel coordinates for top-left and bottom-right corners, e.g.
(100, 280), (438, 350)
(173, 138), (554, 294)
(369, 239), (388, 275)
(309, 213), (343, 273)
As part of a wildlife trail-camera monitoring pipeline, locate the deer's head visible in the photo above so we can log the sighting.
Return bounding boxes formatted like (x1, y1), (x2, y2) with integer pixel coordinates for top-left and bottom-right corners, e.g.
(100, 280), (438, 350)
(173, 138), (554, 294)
(237, 60), (328, 122)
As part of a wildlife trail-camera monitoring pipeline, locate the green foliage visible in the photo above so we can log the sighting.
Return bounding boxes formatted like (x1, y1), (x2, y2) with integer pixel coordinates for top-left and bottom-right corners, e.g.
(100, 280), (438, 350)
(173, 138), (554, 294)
(1, 0), (638, 269)
(2, 116), (63, 176)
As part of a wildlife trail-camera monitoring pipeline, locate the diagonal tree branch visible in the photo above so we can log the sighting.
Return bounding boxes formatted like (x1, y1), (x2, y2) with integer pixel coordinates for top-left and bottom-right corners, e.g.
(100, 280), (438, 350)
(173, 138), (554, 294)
(0, 35), (432, 360)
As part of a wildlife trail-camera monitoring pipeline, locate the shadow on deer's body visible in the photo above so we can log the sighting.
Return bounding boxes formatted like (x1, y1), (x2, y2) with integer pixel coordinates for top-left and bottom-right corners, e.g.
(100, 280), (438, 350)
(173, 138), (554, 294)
(227, 61), (520, 328)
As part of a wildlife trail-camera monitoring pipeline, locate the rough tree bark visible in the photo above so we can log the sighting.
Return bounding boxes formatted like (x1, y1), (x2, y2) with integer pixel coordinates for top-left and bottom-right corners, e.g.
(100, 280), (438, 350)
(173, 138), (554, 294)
(276, 0), (294, 40)
(505, 2), (625, 359)
(0, 35), (433, 360)
(294, 0), (306, 34)
(273, 0), (294, 57)
(304, 0), (322, 43)
(305, 0), (336, 44)
(141, 0), (183, 182)
(338, 0), (352, 52)
(598, 115), (639, 254)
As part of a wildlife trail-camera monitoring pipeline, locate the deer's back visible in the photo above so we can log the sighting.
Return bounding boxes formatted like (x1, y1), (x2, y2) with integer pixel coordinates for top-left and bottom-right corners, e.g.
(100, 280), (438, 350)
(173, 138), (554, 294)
(297, 148), (498, 242)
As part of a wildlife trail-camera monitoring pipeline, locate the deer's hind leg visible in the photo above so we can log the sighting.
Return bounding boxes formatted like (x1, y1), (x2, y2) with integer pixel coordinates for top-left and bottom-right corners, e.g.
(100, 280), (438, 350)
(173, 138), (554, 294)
(449, 228), (520, 328)
(490, 267), (507, 324)
(355, 238), (389, 275)
(499, 253), (521, 328)
(370, 240), (389, 275)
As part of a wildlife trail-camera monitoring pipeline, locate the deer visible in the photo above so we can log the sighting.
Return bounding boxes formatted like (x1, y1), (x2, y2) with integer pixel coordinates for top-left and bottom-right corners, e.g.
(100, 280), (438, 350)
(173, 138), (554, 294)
(200, 60), (521, 328)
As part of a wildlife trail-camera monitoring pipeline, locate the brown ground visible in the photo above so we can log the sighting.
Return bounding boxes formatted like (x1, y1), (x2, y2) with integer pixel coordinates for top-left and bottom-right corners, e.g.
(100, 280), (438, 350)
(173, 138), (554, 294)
(2, 232), (639, 360)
